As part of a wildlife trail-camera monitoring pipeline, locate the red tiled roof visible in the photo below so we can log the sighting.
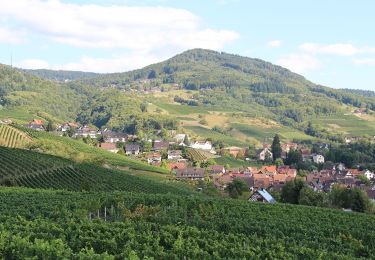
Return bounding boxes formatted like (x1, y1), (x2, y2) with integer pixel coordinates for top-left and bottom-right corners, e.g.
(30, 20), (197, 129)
(261, 165), (277, 174)
(168, 162), (186, 170)
(31, 119), (44, 125)
(100, 143), (117, 150)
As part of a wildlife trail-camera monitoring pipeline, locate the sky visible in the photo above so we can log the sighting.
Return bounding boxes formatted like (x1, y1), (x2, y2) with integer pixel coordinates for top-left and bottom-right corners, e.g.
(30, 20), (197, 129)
(0, 0), (374, 90)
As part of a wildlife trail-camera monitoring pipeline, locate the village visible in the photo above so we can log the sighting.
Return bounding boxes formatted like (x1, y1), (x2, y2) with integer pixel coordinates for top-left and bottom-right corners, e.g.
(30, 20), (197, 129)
(26, 119), (375, 203)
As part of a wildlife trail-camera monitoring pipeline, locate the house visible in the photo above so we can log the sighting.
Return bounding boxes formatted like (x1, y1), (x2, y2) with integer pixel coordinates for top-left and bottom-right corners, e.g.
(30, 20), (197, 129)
(74, 125), (98, 139)
(147, 153), (162, 164)
(212, 174), (233, 190)
(102, 129), (127, 143)
(367, 190), (375, 203)
(253, 174), (270, 189)
(272, 174), (287, 184)
(209, 165), (226, 175)
(167, 150), (182, 160)
(277, 166), (297, 178)
(281, 142), (298, 153)
(27, 119), (45, 131)
(363, 170), (375, 180)
(191, 141), (212, 151)
(300, 149), (312, 161)
(313, 154), (325, 164)
(175, 168), (205, 181)
(249, 188), (276, 203)
(57, 122), (78, 132)
(261, 165), (277, 175)
(99, 143), (119, 153)
(174, 134), (187, 143)
(153, 141), (169, 151)
(28, 123), (45, 131)
(257, 147), (273, 161)
(125, 144), (140, 155)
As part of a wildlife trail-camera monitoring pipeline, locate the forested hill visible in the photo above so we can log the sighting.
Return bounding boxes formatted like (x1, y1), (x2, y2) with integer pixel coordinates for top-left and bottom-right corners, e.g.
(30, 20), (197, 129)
(23, 69), (101, 82)
(81, 49), (375, 111)
(76, 49), (375, 126)
(340, 88), (375, 98)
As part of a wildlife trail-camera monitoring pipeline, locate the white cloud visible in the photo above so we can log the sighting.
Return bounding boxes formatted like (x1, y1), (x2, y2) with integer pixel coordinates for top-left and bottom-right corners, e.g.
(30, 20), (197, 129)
(353, 58), (375, 65)
(300, 42), (375, 56)
(0, 0), (238, 50)
(0, 26), (24, 44)
(17, 59), (49, 69)
(277, 54), (321, 74)
(52, 52), (162, 73)
(267, 40), (281, 48)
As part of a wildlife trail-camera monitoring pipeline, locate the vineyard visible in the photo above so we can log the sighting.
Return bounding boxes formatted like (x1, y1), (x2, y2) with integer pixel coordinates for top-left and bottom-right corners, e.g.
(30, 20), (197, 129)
(0, 187), (374, 259)
(0, 147), (191, 194)
(186, 148), (216, 161)
(0, 124), (31, 148)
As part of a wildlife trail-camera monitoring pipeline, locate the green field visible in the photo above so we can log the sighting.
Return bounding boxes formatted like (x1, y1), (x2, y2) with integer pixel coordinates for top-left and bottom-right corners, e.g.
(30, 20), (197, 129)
(214, 155), (261, 168)
(0, 108), (41, 124)
(310, 114), (375, 136)
(184, 125), (246, 146)
(232, 123), (313, 142)
(154, 102), (209, 115)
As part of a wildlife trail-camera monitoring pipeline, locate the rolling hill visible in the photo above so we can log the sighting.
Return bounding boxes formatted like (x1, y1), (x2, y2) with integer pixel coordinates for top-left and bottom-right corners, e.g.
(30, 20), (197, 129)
(2, 49), (375, 146)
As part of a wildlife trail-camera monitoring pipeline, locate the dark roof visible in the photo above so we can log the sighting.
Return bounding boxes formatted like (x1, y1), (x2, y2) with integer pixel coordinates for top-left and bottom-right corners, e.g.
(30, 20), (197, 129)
(176, 168), (205, 178)
(367, 190), (375, 199)
(153, 141), (169, 150)
(125, 144), (140, 151)
(209, 165), (225, 172)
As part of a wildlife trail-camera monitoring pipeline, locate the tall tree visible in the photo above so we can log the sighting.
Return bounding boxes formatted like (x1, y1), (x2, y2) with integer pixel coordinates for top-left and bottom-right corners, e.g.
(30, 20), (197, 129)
(271, 134), (282, 160)
(46, 121), (54, 132)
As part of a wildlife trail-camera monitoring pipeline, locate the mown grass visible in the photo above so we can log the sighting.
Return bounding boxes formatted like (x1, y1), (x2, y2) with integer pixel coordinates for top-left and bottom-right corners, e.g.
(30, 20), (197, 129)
(310, 114), (375, 136)
(232, 123), (313, 142)
(214, 156), (261, 168)
(184, 125), (246, 146)
(154, 103), (209, 115)
(0, 108), (41, 124)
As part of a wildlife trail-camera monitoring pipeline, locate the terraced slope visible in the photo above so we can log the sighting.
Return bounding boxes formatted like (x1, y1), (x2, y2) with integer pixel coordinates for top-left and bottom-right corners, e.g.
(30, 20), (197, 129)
(0, 124), (31, 148)
(0, 147), (191, 194)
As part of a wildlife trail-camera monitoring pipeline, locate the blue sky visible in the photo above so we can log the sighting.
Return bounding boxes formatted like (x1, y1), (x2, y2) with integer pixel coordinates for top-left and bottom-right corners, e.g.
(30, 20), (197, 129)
(0, 0), (374, 90)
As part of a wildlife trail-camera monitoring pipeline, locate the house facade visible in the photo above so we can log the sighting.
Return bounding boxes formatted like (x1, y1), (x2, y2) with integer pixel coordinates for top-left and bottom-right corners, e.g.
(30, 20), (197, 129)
(167, 150), (182, 160)
(175, 168), (205, 181)
(249, 189), (276, 203)
(99, 143), (119, 153)
(147, 153), (162, 164)
(313, 154), (325, 164)
(125, 144), (140, 155)
(257, 148), (273, 161)
(191, 141), (212, 151)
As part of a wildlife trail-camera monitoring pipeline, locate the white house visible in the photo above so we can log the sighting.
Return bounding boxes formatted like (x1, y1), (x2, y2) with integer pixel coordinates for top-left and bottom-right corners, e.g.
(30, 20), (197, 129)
(168, 150), (182, 160)
(147, 153), (162, 164)
(364, 170), (375, 180)
(191, 141), (212, 151)
(174, 134), (187, 143)
(313, 154), (325, 164)
(257, 148), (273, 161)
